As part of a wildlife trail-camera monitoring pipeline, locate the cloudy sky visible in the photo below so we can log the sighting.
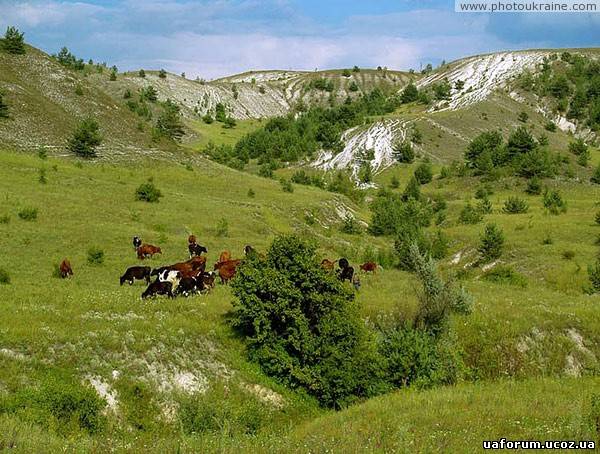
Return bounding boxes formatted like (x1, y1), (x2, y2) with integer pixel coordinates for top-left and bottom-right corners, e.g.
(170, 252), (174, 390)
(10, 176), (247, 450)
(0, 0), (598, 79)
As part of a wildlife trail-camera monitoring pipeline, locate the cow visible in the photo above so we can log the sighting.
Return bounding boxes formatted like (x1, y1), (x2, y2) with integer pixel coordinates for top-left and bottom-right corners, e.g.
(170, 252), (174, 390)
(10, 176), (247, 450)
(244, 245), (257, 257)
(219, 250), (231, 263)
(133, 236), (142, 250)
(120, 266), (151, 285)
(137, 244), (162, 260)
(359, 262), (378, 273)
(59, 259), (73, 279)
(188, 243), (208, 258)
(141, 281), (174, 299)
(214, 259), (241, 284)
(320, 259), (336, 271)
(338, 266), (355, 283)
(200, 271), (216, 291)
(188, 234), (197, 245)
(175, 276), (202, 297)
(157, 269), (182, 291)
(151, 256), (206, 281)
(338, 258), (349, 270)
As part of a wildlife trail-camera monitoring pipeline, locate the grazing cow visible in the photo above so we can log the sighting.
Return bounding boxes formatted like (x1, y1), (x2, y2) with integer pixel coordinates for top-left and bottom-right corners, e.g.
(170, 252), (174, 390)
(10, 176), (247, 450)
(188, 243), (208, 258)
(133, 236), (142, 250)
(320, 259), (336, 271)
(200, 271), (216, 290)
(214, 259), (241, 284)
(141, 281), (174, 299)
(359, 262), (378, 273)
(151, 256), (207, 281)
(137, 244), (162, 260)
(157, 269), (182, 291)
(59, 259), (73, 279)
(120, 266), (151, 285)
(188, 234), (197, 245)
(338, 258), (349, 270)
(176, 276), (202, 297)
(244, 245), (257, 257)
(219, 250), (231, 263)
(338, 265), (355, 283)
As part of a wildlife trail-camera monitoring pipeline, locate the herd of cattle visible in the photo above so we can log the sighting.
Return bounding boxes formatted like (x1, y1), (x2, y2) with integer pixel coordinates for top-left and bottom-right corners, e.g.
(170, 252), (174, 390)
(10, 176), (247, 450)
(57, 235), (379, 299)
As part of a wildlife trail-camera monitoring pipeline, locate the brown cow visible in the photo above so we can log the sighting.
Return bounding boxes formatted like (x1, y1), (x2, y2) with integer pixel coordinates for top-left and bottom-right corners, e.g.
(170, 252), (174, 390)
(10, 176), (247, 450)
(359, 262), (378, 273)
(137, 244), (162, 260)
(59, 259), (73, 278)
(188, 234), (197, 244)
(214, 259), (241, 284)
(219, 250), (231, 263)
(152, 256), (207, 280)
(320, 259), (335, 271)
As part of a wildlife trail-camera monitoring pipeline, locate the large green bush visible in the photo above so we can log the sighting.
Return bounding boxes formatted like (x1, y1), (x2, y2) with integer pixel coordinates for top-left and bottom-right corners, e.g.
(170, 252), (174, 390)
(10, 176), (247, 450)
(478, 223), (505, 263)
(230, 235), (386, 408)
(135, 179), (162, 203)
(2, 26), (26, 54)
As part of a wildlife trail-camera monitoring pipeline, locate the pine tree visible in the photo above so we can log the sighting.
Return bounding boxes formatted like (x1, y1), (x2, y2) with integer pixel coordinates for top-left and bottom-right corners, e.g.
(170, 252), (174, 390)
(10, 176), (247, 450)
(158, 69), (167, 79)
(67, 118), (102, 157)
(402, 176), (421, 201)
(155, 100), (184, 141)
(2, 26), (25, 54)
(138, 69), (146, 78)
(0, 92), (8, 118)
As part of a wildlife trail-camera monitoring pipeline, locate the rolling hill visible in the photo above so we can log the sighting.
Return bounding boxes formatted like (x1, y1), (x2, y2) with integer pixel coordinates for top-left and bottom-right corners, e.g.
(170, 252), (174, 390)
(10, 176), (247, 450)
(1, 40), (600, 452)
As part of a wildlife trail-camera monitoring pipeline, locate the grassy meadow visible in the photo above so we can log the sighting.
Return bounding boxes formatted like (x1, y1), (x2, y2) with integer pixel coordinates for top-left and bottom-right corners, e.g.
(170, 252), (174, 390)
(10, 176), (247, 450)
(1, 144), (600, 450)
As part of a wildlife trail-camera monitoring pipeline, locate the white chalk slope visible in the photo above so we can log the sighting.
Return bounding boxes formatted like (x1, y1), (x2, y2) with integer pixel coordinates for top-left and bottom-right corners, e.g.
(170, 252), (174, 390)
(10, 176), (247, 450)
(315, 51), (551, 178)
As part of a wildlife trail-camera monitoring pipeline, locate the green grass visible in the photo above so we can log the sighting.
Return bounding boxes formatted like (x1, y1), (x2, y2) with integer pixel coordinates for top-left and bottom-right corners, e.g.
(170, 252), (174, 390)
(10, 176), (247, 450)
(186, 118), (263, 149)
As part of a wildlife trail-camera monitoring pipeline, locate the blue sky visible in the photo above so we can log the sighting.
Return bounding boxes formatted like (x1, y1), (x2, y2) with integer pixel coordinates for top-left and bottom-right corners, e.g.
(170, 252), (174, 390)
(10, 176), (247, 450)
(0, 0), (598, 78)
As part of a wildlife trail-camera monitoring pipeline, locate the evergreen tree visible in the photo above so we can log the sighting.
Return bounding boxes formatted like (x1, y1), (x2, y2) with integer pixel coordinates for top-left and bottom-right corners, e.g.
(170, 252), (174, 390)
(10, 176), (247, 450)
(400, 83), (419, 103)
(402, 176), (421, 201)
(2, 26), (25, 54)
(155, 100), (184, 141)
(0, 92), (8, 118)
(138, 69), (146, 78)
(67, 118), (102, 157)
(158, 69), (167, 79)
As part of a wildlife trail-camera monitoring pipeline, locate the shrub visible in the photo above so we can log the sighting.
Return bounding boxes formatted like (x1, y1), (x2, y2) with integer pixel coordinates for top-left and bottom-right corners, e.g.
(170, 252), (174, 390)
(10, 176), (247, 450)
(0, 214), (10, 224)
(390, 175), (400, 189)
(340, 215), (361, 235)
(543, 189), (567, 215)
(542, 234), (553, 245)
(544, 121), (557, 132)
(216, 218), (229, 237)
(393, 141), (415, 163)
(0, 268), (10, 284)
(475, 185), (493, 199)
(0, 378), (106, 435)
(592, 165), (600, 185)
(595, 211), (600, 226)
(400, 83), (420, 103)
(38, 168), (47, 184)
(477, 197), (493, 215)
(414, 162), (433, 184)
(482, 265), (527, 287)
(502, 196), (529, 214)
(231, 235), (385, 408)
(370, 191), (431, 237)
(18, 207), (38, 221)
(247, 188), (255, 198)
(517, 111), (529, 122)
(525, 177), (542, 195)
(459, 203), (483, 225)
(479, 223), (504, 263)
(135, 180), (162, 203)
(280, 178), (294, 193)
(158, 69), (167, 78)
(402, 176), (421, 201)
(562, 250), (576, 260)
(67, 118), (102, 158)
(2, 26), (26, 54)
(179, 384), (272, 436)
(138, 69), (146, 78)
(87, 247), (104, 265)
(430, 230), (449, 259)
(588, 260), (600, 293)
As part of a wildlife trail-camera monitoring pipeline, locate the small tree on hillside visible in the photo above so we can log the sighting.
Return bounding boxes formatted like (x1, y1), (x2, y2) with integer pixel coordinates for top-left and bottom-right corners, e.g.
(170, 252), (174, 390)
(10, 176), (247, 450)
(2, 26), (26, 54)
(67, 118), (102, 157)
(155, 100), (184, 141)
(0, 92), (8, 118)
(158, 69), (167, 79)
(138, 69), (146, 78)
(478, 223), (504, 263)
(400, 83), (419, 104)
(393, 140), (415, 163)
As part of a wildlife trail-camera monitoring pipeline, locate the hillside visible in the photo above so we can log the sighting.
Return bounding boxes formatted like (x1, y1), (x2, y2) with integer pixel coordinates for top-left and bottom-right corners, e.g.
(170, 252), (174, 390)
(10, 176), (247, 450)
(2, 40), (600, 452)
